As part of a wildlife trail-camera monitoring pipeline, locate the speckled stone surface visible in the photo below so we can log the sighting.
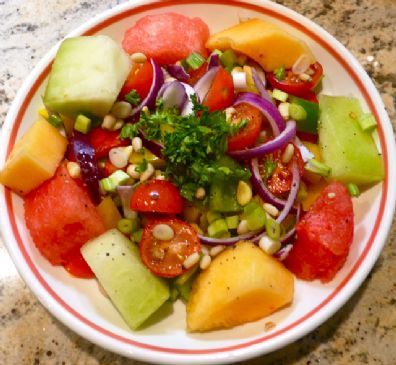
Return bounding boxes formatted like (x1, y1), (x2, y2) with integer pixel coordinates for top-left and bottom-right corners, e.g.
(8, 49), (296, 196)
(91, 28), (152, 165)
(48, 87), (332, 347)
(0, 0), (395, 364)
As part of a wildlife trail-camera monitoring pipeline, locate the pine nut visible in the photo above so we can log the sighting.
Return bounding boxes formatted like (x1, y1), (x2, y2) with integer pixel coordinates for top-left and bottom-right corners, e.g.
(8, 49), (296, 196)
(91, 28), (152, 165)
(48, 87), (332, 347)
(209, 245), (225, 257)
(299, 73), (312, 81)
(66, 161), (81, 178)
(263, 203), (279, 217)
(127, 164), (140, 179)
(140, 163), (155, 182)
(183, 252), (200, 269)
(152, 224), (174, 241)
(195, 187), (206, 200)
(111, 101), (132, 119)
(282, 144), (295, 164)
(102, 114), (116, 130)
(201, 245), (209, 255)
(141, 106), (149, 115)
(131, 52), (147, 63)
(113, 119), (125, 131)
(231, 66), (243, 74)
(237, 219), (249, 235)
(237, 181), (252, 206)
(200, 255), (212, 270)
(259, 236), (281, 255)
(132, 136), (143, 152)
(278, 102), (290, 120)
(109, 146), (133, 168)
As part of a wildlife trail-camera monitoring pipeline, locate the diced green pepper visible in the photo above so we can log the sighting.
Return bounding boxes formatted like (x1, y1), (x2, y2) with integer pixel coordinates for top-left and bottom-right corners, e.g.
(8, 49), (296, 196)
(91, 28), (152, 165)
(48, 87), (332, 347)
(246, 206), (266, 231)
(289, 96), (319, 133)
(243, 200), (261, 218)
(207, 211), (222, 224)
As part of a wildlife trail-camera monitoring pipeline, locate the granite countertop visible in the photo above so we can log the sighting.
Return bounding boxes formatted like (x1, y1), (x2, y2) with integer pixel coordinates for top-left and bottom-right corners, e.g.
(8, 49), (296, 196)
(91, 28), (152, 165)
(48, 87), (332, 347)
(0, 0), (395, 364)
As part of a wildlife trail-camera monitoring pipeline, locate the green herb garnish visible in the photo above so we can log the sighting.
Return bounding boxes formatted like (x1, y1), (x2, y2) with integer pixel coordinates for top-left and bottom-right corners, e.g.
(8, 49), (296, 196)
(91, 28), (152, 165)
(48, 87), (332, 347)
(124, 90), (141, 106)
(136, 159), (148, 173)
(263, 159), (277, 180)
(274, 65), (286, 81)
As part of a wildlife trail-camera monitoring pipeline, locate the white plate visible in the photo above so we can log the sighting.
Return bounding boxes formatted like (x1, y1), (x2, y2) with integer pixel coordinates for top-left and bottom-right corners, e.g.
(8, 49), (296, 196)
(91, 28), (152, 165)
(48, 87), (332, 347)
(0, 1), (395, 364)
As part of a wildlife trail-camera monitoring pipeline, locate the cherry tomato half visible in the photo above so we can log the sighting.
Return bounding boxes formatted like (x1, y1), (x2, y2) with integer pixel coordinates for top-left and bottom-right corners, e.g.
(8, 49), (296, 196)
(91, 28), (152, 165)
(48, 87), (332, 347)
(88, 127), (129, 159)
(130, 180), (183, 214)
(227, 103), (263, 151)
(203, 67), (234, 112)
(263, 145), (304, 195)
(188, 62), (208, 85)
(140, 218), (200, 278)
(267, 62), (323, 98)
(119, 60), (153, 101)
(63, 249), (94, 278)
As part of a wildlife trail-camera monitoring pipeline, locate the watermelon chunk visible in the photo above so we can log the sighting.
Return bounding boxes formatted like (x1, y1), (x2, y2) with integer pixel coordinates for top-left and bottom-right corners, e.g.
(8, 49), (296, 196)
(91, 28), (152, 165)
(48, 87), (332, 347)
(284, 182), (354, 282)
(122, 13), (209, 65)
(24, 163), (106, 265)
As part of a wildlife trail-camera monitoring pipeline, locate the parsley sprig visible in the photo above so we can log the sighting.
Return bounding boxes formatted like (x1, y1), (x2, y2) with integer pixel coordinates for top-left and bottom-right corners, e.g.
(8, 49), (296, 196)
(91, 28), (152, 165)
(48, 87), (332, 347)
(121, 96), (250, 200)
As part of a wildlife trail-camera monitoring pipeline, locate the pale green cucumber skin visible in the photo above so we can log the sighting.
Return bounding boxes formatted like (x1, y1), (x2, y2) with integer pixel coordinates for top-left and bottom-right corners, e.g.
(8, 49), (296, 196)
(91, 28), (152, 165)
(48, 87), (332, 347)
(81, 229), (169, 330)
(318, 95), (384, 185)
(44, 36), (130, 118)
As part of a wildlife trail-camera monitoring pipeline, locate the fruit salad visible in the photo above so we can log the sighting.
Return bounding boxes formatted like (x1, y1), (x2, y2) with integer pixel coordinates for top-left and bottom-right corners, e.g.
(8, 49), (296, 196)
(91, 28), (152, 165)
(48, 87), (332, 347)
(0, 13), (384, 332)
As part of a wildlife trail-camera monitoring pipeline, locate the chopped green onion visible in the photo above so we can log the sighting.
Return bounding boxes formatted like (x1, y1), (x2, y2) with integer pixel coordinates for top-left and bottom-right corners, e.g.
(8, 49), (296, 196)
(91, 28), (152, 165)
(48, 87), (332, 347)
(124, 89), (141, 106)
(48, 114), (63, 128)
(274, 65), (286, 81)
(246, 206), (266, 231)
(265, 217), (281, 240)
(348, 183), (360, 197)
(99, 177), (114, 192)
(358, 112), (377, 132)
(186, 52), (206, 70)
(117, 218), (134, 234)
(74, 114), (91, 134)
(220, 49), (238, 70)
(207, 218), (228, 238)
(305, 159), (331, 178)
(289, 103), (307, 121)
(132, 229), (143, 244)
(206, 211), (222, 224)
(272, 88), (289, 102)
(100, 170), (130, 192)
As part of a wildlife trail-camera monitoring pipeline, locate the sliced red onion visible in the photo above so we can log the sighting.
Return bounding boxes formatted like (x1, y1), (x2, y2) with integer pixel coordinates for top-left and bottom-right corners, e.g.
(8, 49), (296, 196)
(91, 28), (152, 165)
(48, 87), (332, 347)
(207, 52), (220, 69)
(117, 185), (137, 219)
(194, 66), (219, 103)
(251, 67), (274, 104)
(167, 64), (190, 82)
(131, 59), (164, 116)
(181, 82), (196, 116)
(68, 133), (101, 205)
(157, 80), (187, 111)
(275, 244), (293, 261)
(234, 92), (286, 135)
(292, 54), (311, 75)
(294, 136), (314, 162)
(276, 161), (300, 223)
(229, 120), (296, 160)
(232, 71), (247, 89)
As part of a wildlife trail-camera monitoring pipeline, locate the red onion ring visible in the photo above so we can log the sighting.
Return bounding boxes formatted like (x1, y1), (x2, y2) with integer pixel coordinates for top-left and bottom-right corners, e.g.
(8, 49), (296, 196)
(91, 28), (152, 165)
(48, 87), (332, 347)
(194, 66), (219, 102)
(251, 67), (274, 104)
(234, 92), (286, 135)
(228, 120), (296, 160)
(207, 52), (220, 70)
(131, 59), (164, 116)
(167, 64), (190, 82)
(157, 80), (187, 111)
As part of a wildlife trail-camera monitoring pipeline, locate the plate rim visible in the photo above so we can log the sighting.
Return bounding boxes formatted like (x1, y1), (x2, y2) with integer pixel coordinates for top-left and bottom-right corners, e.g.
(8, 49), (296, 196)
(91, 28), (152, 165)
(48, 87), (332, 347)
(0, 0), (395, 364)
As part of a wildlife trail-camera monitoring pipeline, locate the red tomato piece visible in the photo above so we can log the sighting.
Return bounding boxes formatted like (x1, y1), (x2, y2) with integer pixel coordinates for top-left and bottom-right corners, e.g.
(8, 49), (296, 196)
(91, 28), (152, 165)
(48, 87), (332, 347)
(63, 248), (94, 278)
(227, 103), (263, 151)
(264, 145), (304, 195)
(88, 127), (129, 159)
(122, 13), (209, 65)
(24, 163), (106, 266)
(140, 218), (200, 278)
(284, 182), (354, 282)
(203, 67), (234, 112)
(119, 60), (153, 101)
(267, 62), (323, 98)
(130, 180), (183, 214)
(188, 62), (208, 85)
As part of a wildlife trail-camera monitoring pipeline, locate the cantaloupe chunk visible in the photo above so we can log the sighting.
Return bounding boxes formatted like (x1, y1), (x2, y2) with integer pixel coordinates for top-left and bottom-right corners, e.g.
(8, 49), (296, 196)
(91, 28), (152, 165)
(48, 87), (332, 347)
(0, 119), (67, 195)
(186, 241), (294, 332)
(96, 197), (122, 229)
(206, 19), (315, 71)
